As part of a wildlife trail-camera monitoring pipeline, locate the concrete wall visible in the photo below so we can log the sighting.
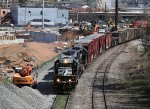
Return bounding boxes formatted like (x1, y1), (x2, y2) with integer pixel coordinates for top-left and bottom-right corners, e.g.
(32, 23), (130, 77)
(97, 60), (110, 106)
(0, 39), (24, 45)
(30, 31), (58, 43)
(11, 7), (18, 25)
(11, 6), (69, 25)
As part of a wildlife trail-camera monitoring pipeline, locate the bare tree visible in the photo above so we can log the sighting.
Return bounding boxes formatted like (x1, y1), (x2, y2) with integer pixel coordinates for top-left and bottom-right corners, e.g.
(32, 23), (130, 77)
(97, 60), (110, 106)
(119, 0), (150, 7)
(18, 0), (27, 6)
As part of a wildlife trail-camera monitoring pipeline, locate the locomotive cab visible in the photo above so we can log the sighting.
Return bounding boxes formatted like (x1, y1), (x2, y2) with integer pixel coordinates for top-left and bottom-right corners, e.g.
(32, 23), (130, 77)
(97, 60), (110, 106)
(61, 45), (87, 65)
(53, 57), (79, 90)
(71, 45), (88, 65)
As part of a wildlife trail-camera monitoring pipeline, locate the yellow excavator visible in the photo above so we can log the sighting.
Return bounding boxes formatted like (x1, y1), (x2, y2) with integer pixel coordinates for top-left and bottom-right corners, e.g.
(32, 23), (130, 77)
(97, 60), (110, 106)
(12, 64), (37, 88)
(107, 17), (116, 32)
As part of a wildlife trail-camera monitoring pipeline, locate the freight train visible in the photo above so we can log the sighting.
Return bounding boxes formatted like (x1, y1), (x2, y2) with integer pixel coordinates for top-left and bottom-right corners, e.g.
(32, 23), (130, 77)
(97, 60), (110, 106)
(53, 26), (146, 91)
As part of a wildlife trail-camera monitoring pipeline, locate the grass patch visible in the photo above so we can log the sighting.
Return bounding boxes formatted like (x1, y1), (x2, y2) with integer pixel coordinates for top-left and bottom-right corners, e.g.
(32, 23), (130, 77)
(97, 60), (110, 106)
(2, 77), (11, 84)
(125, 70), (150, 108)
(52, 95), (68, 109)
(126, 78), (146, 87)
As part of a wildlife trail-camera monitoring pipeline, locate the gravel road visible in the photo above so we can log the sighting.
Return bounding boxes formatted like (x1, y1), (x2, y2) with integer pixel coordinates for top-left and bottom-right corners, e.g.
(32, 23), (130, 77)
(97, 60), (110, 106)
(0, 56), (59, 109)
(35, 57), (60, 107)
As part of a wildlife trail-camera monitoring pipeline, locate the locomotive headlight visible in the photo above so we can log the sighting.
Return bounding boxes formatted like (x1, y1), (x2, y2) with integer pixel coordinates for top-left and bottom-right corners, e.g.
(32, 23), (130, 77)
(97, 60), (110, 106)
(64, 59), (68, 63)
(56, 78), (60, 82)
(69, 79), (72, 82)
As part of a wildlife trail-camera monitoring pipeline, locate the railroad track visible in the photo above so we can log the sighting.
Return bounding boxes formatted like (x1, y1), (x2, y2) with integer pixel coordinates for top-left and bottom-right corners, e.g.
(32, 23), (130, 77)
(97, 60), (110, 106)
(52, 43), (127, 109)
(92, 43), (127, 109)
(51, 90), (71, 109)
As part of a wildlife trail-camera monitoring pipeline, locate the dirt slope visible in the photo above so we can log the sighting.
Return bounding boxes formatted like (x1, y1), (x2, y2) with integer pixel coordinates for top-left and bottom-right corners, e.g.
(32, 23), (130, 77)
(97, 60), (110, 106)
(0, 41), (67, 82)
(0, 42), (66, 67)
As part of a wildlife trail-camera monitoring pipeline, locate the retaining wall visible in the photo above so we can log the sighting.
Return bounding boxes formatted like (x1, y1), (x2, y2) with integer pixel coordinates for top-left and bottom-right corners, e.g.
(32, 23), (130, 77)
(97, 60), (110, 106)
(30, 31), (59, 43)
(0, 39), (24, 45)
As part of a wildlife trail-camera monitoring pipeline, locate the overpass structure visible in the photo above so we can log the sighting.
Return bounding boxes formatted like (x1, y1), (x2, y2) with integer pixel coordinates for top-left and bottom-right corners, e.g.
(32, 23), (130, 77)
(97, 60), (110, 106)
(70, 11), (149, 21)
(120, 0), (150, 7)
(70, 11), (149, 17)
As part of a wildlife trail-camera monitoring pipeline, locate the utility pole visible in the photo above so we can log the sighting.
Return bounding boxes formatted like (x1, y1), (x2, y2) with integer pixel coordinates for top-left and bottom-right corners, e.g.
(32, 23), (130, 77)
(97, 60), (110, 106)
(104, 2), (107, 22)
(115, 0), (118, 31)
(76, 11), (78, 22)
(42, 0), (44, 29)
(0, 8), (1, 25)
(104, 2), (106, 12)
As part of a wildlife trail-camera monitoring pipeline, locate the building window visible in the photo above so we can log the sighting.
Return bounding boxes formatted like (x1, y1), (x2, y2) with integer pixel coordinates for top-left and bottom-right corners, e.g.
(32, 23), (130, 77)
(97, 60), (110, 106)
(3, 11), (5, 14)
(28, 11), (31, 16)
(40, 11), (42, 15)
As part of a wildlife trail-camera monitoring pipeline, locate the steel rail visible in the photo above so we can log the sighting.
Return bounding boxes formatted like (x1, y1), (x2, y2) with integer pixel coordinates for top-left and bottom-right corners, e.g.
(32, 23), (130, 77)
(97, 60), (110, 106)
(92, 43), (127, 109)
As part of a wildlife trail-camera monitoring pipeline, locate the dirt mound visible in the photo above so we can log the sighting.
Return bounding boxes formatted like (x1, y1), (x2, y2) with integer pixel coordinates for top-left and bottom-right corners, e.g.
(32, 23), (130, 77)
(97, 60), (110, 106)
(0, 42), (67, 69)
(0, 57), (7, 62)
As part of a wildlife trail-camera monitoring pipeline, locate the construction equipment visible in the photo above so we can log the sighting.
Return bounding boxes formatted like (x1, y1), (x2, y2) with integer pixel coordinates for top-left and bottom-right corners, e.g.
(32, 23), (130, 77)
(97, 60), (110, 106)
(107, 17), (117, 32)
(79, 21), (93, 35)
(12, 64), (37, 88)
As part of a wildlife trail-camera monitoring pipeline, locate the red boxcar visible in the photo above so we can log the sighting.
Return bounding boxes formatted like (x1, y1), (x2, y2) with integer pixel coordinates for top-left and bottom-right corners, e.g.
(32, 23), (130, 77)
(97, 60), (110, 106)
(85, 33), (103, 58)
(105, 33), (112, 49)
(133, 20), (148, 28)
(73, 33), (106, 64)
(99, 35), (106, 53)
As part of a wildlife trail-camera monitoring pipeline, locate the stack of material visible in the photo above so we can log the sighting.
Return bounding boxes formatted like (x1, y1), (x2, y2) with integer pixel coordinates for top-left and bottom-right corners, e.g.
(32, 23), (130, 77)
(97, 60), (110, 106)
(0, 84), (51, 109)
(0, 36), (16, 40)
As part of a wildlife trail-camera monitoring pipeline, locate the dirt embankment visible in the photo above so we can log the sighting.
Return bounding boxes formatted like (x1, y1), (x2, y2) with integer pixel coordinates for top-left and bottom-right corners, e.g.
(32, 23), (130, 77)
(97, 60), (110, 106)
(122, 41), (150, 109)
(107, 39), (150, 109)
(0, 41), (68, 82)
